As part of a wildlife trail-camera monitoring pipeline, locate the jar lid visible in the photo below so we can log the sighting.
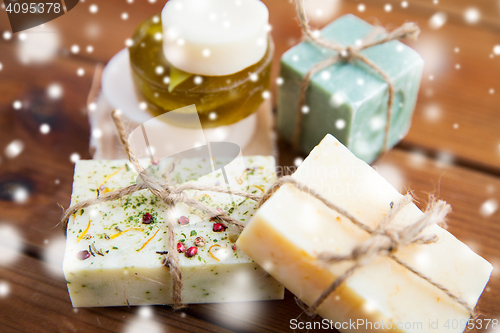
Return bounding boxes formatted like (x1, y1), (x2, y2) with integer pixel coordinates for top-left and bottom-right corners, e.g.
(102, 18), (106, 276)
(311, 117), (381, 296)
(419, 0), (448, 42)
(161, 0), (269, 76)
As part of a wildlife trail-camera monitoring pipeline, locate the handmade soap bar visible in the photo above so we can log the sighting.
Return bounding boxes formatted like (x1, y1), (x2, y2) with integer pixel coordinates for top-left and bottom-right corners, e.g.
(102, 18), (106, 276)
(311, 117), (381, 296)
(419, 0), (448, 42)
(63, 156), (283, 307)
(238, 135), (492, 333)
(277, 15), (424, 163)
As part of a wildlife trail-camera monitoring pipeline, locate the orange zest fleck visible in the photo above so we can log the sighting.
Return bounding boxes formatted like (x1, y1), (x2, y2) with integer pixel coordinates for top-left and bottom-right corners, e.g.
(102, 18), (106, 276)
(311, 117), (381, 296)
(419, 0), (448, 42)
(236, 169), (247, 185)
(110, 227), (144, 240)
(137, 228), (160, 252)
(77, 217), (91, 243)
(208, 244), (221, 262)
(71, 215), (76, 225)
(249, 184), (265, 193)
(96, 165), (126, 196)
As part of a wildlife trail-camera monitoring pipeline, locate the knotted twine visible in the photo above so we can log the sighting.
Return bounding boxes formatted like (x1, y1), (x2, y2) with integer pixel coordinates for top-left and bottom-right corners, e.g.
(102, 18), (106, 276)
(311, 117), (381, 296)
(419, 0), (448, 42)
(61, 111), (475, 319)
(292, 0), (421, 153)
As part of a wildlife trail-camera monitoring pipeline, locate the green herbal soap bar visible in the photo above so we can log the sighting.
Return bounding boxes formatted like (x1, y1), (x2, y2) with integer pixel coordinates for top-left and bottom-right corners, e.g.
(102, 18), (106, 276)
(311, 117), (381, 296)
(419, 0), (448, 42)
(63, 156), (283, 307)
(277, 14), (424, 163)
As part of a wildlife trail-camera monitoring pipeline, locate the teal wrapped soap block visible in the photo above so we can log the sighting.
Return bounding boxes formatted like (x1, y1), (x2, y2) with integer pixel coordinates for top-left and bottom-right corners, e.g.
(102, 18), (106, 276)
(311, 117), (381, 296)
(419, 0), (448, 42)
(277, 14), (424, 163)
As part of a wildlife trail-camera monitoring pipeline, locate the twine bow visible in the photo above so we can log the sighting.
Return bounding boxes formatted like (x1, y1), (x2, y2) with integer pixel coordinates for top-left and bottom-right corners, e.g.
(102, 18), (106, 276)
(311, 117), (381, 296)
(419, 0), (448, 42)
(292, 0), (420, 153)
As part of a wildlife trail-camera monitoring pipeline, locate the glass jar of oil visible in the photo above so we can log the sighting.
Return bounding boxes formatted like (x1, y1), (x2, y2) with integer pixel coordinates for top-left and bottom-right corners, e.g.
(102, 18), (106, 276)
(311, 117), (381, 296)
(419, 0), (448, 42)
(129, 15), (273, 129)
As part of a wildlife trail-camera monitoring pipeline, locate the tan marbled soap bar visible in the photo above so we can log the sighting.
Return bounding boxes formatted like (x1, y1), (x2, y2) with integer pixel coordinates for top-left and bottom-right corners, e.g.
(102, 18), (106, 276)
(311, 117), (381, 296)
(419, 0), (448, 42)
(63, 156), (283, 307)
(238, 135), (492, 333)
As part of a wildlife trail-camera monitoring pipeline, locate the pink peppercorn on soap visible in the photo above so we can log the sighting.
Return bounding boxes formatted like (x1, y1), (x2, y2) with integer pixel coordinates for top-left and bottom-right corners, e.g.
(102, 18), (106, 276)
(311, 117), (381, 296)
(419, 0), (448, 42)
(237, 135), (492, 333)
(63, 156), (283, 307)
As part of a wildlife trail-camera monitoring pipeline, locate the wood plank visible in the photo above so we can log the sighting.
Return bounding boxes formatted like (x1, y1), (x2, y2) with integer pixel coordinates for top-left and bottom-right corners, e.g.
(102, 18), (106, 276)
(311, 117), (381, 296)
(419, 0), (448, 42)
(0, 0), (166, 63)
(0, 252), (234, 333)
(1, 0), (499, 170)
(0, 42), (95, 248)
(185, 290), (306, 333)
(0, 1), (499, 331)
(359, 0), (500, 31)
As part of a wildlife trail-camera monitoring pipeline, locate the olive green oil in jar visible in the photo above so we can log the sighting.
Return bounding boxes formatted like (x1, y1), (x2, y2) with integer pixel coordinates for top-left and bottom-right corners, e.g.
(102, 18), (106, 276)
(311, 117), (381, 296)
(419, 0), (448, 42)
(129, 15), (273, 128)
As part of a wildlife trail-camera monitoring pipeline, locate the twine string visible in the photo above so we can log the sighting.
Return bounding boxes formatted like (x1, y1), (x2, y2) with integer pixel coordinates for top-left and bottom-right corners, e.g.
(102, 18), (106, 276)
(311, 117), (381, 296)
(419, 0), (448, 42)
(292, 0), (420, 152)
(60, 183), (256, 234)
(113, 109), (184, 309)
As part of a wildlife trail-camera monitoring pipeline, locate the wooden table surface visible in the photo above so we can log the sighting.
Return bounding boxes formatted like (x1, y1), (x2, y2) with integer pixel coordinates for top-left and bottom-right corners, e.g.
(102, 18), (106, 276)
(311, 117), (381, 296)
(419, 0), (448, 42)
(0, 0), (499, 332)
